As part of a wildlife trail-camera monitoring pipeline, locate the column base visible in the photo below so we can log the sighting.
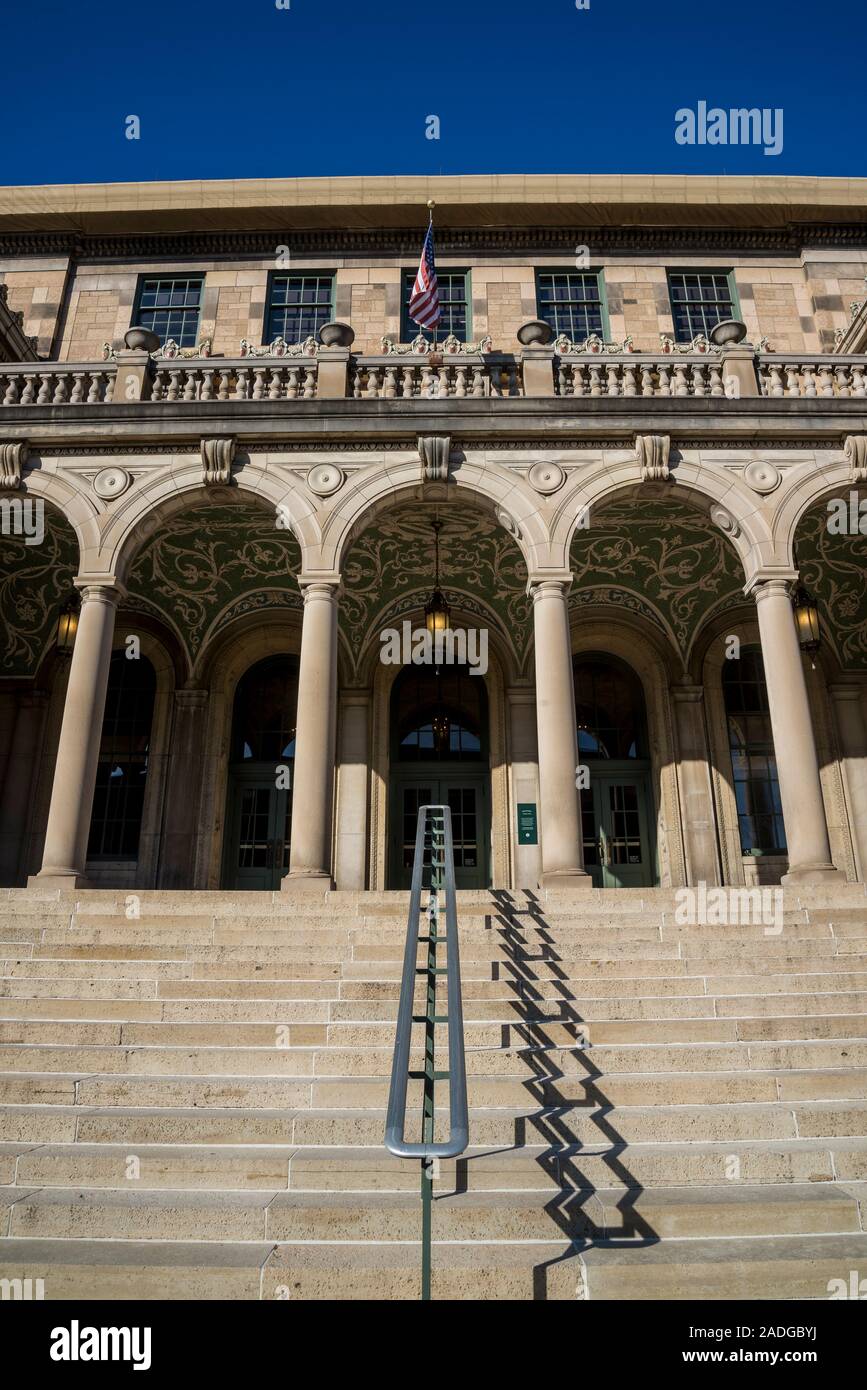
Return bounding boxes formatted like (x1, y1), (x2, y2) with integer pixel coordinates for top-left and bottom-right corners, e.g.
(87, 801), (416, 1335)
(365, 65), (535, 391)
(781, 863), (845, 885)
(281, 871), (334, 893)
(27, 871), (85, 890)
(538, 869), (593, 890)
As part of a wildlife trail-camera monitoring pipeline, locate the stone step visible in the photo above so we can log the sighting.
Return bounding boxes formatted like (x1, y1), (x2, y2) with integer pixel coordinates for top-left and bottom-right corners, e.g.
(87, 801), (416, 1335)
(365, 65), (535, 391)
(3, 1181), (861, 1244)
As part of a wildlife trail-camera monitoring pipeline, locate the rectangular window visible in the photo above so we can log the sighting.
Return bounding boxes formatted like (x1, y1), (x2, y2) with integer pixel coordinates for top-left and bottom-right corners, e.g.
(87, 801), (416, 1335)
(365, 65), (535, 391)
(265, 273), (334, 344)
(667, 270), (737, 343)
(133, 276), (203, 348)
(536, 270), (607, 343)
(402, 270), (469, 342)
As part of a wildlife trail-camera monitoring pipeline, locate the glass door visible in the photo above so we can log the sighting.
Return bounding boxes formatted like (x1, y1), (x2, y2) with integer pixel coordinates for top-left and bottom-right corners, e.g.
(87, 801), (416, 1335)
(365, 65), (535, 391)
(580, 771), (654, 889)
(390, 775), (489, 889)
(225, 773), (292, 890)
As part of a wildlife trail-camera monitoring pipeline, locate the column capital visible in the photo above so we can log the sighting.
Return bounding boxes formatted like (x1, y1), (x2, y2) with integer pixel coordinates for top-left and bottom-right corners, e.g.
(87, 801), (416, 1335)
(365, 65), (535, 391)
(298, 576), (341, 605)
(73, 574), (127, 606)
(829, 683), (866, 703)
(175, 688), (208, 711)
(671, 683), (705, 704)
(745, 569), (798, 601)
(340, 688), (372, 708)
(527, 575), (572, 603)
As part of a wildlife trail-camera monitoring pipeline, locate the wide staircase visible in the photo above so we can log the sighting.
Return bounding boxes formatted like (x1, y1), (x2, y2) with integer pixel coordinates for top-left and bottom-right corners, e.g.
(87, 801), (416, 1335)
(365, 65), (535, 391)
(1, 884), (866, 1300)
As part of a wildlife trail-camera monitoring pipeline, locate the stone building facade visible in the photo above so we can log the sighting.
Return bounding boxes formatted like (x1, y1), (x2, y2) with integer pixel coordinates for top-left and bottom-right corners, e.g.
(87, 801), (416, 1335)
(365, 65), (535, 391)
(1, 173), (867, 897)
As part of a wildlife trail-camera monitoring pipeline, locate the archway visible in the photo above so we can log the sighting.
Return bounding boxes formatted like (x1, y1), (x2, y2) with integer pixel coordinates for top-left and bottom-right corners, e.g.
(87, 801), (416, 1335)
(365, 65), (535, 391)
(574, 653), (656, 888)
(221, 655), (299, 889)
(387, 663), (491, 889)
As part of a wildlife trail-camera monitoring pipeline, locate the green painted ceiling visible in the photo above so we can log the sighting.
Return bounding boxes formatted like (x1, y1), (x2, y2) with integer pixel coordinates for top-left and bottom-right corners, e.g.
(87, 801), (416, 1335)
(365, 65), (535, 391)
(569, 497), (746, 661)
(797, 502), (867, 672)
(340, 503), (531, 673)
(0, 506), (78, 676)
(125, 501), (302, 667)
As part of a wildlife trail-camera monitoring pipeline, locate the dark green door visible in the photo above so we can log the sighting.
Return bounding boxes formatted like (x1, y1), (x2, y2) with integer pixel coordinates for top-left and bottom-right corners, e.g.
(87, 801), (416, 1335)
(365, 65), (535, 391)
(224, 769), (292, 890)
(390, 774), (489, 889)
(581, 770), (654, 889)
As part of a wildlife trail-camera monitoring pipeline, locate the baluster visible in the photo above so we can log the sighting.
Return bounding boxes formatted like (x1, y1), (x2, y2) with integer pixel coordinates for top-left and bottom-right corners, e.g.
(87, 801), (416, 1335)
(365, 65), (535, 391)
(818, 365), (835, 396)
(183, 370), (198, 402)
(708, 362), (724, 397)
(673, 364), (689, 397)
(151, 369), (166, 401)
(270, 367), (286, 400)
(252, 367), (267, 400)
(454, 365), (467, 398)
(399, 365), (413, 397)
(692, 363), (707, 397)
(234, 366), (250, 401)
(217, 369), (231, 401)
(588, 362), (603, 396)
(21, 373), (37, 404)
(835, 364), (851, 397)
(657, 362), (672, 396)
(164, 367), (180, 401)
(605, 363), (620, 397)
(784, 364), (801, 397)
(36, 373), (52, 404)
(103, 371), (115, 403)
(768, 364), (785, 397)
(640, 364), (655, 396)
(2, 375), (19, 405)
(473, 365), (486, 397)
(69, 371), (86, 404)
(303, 366), (316, 399)
(556, 363), (568, 397)
(419, 363), (432, 397)
(52, 373), (69, 403)
(366, 366), (381, 398)
(285, 366), (300, 399)
(801, 363), (816, 398)
(200, 368), (216, 401)
(622, 362), (638, 397)
(850, 364), (866, 398)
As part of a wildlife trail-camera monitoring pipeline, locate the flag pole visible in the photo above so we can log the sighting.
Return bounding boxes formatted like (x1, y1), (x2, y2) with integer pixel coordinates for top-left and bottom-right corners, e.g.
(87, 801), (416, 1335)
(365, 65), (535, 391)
(427, 199), (436, 352)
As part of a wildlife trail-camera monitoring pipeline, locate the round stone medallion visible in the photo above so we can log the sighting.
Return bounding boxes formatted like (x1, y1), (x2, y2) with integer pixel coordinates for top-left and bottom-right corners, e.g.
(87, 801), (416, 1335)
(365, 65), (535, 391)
(528, 461), (565, 495)
(744, 460), (781, 495)
(93, 466), (131, 499)
(307, 464), (344, 497)
(710, 504), (741, 539)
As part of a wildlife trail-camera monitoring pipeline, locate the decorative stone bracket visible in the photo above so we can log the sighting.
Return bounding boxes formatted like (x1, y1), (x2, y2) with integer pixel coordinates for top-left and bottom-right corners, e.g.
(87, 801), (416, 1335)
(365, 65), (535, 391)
(635, 434), (672, 482)
(0, 441), (28, 489)
(201, 436), (236, 486)
(844, 434), (867, 483)
(418, 435), (451, 483)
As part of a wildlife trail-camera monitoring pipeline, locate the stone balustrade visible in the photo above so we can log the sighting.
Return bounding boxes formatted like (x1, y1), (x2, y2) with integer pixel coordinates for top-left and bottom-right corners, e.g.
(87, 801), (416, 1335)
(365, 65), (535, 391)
(554, 352), (734, 398)
(150, 359), (319, 401)
(0, 363), (115, 405)
(349, 353), (521, 399)
(758, 355), (867, 398)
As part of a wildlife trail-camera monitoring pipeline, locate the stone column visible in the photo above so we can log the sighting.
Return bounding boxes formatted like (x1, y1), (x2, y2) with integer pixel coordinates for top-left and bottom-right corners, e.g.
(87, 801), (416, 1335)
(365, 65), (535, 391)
(671, 681), (722, 886)
(34, 581), (122, 887)
(0, 690), (48, 884)
(752, 578), (841, 883)
(284, 580), (340, 889)
(530, 579), (588, 887)
(158, 689), (209, 889)
(334, 690), (371, 890)
(508, 687), (542, 890)
(830, 683), (867, 882)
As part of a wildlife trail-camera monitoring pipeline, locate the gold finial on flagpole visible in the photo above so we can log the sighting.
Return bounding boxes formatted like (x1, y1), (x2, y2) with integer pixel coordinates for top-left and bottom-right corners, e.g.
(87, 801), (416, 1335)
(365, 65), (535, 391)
(427, 199), (436, 211)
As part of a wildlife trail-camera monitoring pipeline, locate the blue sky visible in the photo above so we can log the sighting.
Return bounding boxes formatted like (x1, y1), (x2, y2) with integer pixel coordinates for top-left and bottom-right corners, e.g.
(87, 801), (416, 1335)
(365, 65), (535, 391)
(3, 0), (865, 185)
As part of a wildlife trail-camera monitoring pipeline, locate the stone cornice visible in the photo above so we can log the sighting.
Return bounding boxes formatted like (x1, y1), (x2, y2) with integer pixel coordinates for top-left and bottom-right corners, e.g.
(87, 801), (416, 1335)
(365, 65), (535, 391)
(0, 222), (866, 261)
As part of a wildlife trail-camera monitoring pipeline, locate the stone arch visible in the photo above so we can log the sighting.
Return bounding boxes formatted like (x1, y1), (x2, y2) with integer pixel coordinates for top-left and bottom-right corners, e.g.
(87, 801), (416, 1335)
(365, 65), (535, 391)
(771, 448), (853, 572)
(568, 614), (687, 888)
(194, 617), (303, 888)
(549, 456), (775, 580)
(99, 467), (321, 582)
(17, 465), (101, 568)
(317, 456), (552, 575)
(0, 497), (81, 680)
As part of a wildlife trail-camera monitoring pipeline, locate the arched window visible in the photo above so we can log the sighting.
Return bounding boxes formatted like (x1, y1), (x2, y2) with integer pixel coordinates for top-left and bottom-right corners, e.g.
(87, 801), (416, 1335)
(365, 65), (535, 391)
(573, 655), (648, 760)
(723, 647), (786, 854)
(231, 656), (299, 763)
(87, 653), (156, 860)
(391, 666), (486, 762)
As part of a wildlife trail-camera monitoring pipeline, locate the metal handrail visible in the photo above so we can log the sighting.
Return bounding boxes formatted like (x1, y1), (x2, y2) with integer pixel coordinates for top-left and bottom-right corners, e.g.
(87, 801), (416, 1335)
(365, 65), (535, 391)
(384, 804), (469, 1160)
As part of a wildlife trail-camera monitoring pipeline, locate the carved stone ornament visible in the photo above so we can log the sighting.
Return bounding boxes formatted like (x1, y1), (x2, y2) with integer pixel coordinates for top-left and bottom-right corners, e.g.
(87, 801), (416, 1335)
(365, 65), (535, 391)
(0, 441), (28, 490)
(528, 461), (566, 495)
(307, 463), (344, 497)
(201, 436), (236, 486)
(710, 504), (741, 540)
(844, 435), (867, 483)
(495, 505), (522, 542)
(635, 434), (671, 482)
(418, 435), (451, 483)
(93, 466), (131, 500)
(744, 460), (781, 495)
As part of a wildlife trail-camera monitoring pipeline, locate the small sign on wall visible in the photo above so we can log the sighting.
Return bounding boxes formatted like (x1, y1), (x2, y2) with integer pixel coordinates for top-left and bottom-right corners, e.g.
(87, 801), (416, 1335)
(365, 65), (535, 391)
(517, 803), (538, 845)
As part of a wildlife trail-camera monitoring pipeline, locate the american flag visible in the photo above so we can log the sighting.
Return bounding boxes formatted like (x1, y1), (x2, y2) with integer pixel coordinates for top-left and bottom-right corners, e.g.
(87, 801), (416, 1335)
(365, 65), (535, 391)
(409, 220), (441, 332)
